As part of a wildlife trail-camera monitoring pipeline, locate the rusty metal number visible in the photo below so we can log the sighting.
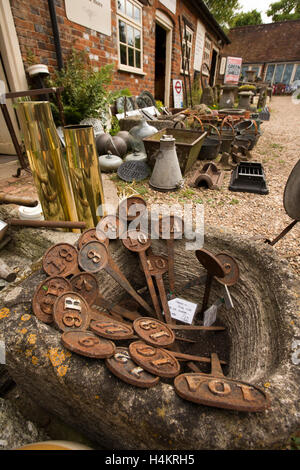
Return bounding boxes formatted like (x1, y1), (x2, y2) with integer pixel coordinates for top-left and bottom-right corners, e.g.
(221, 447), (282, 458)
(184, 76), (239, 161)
(90, 319), (134, 340)
(53, 292), (90, 332)
(77, 228), (109, 251)
(133, 317), (175, 347)
(42, 243), (79, 277)
(78, 240), (109, 273)
(97, 215), (126, 240)
(105, 347), (160, 388)
(118, 196), (147, 222)
(61, 330), (116, 359)
(70, 272), (99, 305)
(174, 353), (270, 412)
(129, 340), (180, 378)
(32, 276), (72, 324)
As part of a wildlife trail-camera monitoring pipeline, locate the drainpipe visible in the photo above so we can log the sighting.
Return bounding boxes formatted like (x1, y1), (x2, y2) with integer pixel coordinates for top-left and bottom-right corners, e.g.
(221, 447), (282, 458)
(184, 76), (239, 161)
(48, 0), (64, 70)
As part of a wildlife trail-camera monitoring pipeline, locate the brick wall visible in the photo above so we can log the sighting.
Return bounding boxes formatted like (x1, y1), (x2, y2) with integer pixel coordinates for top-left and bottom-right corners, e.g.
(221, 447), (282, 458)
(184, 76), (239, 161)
(10, 0), (222, 104)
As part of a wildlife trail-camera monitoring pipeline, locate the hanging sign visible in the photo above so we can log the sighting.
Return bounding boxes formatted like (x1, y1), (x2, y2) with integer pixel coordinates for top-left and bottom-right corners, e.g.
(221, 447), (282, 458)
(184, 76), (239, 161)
(224, 57), (243, 84)
(159, 0), (176, 14)
(65, 0), (111, 36)
(173, 79), (183, 108)
(193, 20), (206, 72)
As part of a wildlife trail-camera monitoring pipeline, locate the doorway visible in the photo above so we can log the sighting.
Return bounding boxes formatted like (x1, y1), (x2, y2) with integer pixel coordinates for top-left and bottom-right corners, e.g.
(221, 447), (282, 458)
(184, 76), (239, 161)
(209, 49), (218, 87)
(155, 11), (173, 107)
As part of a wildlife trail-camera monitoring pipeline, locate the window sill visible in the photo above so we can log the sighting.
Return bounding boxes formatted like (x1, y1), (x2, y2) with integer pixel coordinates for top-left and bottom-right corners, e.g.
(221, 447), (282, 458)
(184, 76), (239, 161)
(118, 65), (146, 76)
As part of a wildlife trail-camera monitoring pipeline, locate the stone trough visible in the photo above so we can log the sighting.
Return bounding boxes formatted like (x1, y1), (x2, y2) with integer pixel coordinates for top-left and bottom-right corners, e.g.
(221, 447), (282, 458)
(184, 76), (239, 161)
(1, 226), (300, 450)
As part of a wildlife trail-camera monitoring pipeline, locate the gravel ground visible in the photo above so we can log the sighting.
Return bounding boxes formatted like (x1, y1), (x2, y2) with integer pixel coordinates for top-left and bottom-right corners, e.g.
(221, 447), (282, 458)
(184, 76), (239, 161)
(115, 96), (300, 277)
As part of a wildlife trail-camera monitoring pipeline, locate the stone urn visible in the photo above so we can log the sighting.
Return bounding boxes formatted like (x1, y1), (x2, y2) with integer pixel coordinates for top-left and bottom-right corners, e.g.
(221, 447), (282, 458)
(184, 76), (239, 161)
(238, 91), (254, 110)
(219, 85), (238, 109)
(245, 70), (257, 82)
(1, 227), (300, 450)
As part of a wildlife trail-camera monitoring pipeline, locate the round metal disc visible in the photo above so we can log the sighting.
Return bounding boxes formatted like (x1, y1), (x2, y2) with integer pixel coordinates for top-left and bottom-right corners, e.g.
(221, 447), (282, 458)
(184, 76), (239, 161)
(133, 317), (175, 347)
(195, 249), (226, 278)
(215, 253), (240, 286)
(70, 272), (99, 306)
(105, 347), (160, 388)
(283, 159), (300, 221)
(77, 228), (109, 251)
(97, 215), (126, 240)
(118, 196), (147, 222)
(90, 319), (134, 340)
(53, 292), (90, 332)
(32, 276), (72, 324)
(61, 330), (116, 359)
(42, 243), (79, 277)
(122, 230), (151, 253)
(78, 241), (109, 273)
(174, 373), (270, 412)
(129, 340), (180, 378)
(146, 254), (168, 276)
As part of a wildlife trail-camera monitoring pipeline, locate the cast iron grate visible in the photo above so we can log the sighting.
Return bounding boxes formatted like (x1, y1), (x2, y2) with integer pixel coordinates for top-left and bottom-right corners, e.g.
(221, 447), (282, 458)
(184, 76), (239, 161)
(229, 161), (269, 195)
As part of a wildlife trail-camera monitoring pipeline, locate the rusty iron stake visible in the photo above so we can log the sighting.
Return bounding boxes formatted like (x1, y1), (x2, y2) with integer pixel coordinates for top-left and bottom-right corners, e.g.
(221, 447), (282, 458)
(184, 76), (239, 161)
(133, 317), (175, 347)
(8, 219), (86, 229)
(266, 220), (298, 247)
(122, 230), (163, 321)
(77, 228), (109, 251)
(170, 325), (225, 331)
(146, 254), (174, 325)
(168, 350), (227, 365)
(78, 240), (153, 316)
(129, 340), (181, 378)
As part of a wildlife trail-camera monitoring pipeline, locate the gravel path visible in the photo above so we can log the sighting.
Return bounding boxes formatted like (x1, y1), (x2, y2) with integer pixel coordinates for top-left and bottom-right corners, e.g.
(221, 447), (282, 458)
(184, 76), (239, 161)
(130, 96), (300, 277)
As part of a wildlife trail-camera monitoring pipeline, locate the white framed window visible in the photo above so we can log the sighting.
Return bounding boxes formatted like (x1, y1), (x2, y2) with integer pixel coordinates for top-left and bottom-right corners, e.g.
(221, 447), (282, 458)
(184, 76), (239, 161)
(202, 36), (212, 76)
(116, 0), (144, 74)
(181, 25), (193, 74)
(264, 63), (300, 85)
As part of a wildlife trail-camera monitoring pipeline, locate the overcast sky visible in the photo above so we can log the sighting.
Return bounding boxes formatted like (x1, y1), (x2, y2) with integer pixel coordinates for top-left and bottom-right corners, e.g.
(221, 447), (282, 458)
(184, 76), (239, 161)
(239, 0), (274, 23)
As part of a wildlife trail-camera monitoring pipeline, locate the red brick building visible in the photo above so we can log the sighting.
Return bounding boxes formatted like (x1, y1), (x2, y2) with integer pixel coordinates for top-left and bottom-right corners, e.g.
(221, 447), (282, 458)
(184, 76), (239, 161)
(0, 0), (229, 154)
(223, 20), (300, 86)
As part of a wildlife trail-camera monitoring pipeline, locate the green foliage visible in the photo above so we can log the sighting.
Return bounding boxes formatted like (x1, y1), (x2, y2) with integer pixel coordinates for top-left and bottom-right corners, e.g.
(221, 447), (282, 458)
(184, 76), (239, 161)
(47, 49), (131, 126)
(204, 0), (241, 29)
(267, 0), (300, 21)
(25, 47), (39, 66)
(155, 100), (165, 113)
(232, 10), (263, 26)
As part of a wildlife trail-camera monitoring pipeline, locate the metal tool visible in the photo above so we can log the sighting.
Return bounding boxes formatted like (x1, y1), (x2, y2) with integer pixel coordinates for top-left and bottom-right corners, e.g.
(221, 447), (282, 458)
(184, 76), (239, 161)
(122, 230), (163, 320)
(32, 276), (72, 324)
(61, 330), (116, 359)
(53, 291), (90, 332)
(105, 347), (160, 388)
(156, 215), (184, 296)
(146, 254), (174, 324)
(70, 272), (140, 322)
(0, 194), (38, 207)
(174, 353), (270, 412)
(170, 351), (227, 365)
(77, 228), (109, 251)
(78, 240), (153, 316)
(133, 317), (175, 348)
(195, 249), (226, 315)
(129, 340), (181, 378)
(42, 243), (79, 277)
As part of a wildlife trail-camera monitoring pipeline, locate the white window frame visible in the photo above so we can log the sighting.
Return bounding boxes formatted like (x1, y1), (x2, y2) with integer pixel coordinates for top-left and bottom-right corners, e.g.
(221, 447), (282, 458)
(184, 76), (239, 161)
(181, 24), (193, 75)
(264, 63), (300, 85)
(116, 0), (144, 75)
(202, 36), (212, 76)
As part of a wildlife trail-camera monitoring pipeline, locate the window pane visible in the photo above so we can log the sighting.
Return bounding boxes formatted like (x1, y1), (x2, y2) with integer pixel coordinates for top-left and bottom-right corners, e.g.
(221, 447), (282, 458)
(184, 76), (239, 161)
(118, 0), (125, 13)
(134, 6), (141, 23)
(127, 25), (134, 46)
(120, 44), (127, 65)
(282, 64), (294, 84)
(128, 47), (134, 67)
(135, 50), (141, 69)
(294, 64), (300, 81)
(134, 29), (141, 49)
(274, 64), (284, 83)
(265, 64), (275, 82)
(127, 1), (133, 18)
(119, 20), (126, 43)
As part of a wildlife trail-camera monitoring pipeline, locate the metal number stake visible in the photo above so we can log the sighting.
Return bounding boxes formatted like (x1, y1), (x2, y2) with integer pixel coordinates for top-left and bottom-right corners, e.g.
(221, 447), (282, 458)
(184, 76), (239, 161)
(146, 254), (174, 325)
(122, 230), (163, 321)
(78, 240), (153, 316)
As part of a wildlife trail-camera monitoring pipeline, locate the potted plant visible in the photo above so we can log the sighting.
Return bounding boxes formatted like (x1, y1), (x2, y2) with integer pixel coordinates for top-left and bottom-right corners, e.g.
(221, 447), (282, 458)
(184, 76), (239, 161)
(26, 48), (49, 77)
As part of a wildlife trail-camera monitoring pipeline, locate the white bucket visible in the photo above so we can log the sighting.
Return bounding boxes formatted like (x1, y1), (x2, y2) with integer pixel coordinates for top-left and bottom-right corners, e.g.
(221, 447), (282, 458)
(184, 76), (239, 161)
(18, 203), (44, 221)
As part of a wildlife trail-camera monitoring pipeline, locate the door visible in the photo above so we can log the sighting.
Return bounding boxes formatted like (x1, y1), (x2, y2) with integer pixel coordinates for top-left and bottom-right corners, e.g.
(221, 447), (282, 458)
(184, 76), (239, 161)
(209, 49), (218, 86)
(0, 54), (18, 155)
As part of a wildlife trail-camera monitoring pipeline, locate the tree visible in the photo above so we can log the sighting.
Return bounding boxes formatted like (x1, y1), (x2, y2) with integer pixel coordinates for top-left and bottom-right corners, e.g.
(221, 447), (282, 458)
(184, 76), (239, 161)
(204, 0), (241, 29)
(267, 0), (300, 22)
(231, 10), (263, 27)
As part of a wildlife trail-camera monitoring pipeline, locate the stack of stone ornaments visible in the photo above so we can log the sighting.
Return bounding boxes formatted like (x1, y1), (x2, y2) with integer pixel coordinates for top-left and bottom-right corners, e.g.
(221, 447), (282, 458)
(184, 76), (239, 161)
(31, 197), (270, 413)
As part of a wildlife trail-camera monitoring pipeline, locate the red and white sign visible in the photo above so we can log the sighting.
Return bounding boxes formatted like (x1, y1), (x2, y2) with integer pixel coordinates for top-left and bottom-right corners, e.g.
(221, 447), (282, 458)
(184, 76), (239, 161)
(224, 57), (243, 84)
(173, 79), (183, 108)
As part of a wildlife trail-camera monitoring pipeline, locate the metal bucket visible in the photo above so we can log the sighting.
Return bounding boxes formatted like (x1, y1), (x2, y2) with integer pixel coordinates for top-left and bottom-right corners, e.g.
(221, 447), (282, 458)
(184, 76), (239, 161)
(198, 124), (221, 160)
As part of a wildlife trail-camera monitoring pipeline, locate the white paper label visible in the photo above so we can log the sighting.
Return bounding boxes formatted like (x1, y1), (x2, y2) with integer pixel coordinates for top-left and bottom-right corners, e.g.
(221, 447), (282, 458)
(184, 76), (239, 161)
(0, 340), (5, 364)
(165, 297), (197, 324)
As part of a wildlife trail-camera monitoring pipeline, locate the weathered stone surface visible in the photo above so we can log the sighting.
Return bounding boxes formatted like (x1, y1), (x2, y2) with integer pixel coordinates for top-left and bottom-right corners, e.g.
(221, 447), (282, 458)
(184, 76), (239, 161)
(0, 397), (49, 450)
(1, 227), (299, 450)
